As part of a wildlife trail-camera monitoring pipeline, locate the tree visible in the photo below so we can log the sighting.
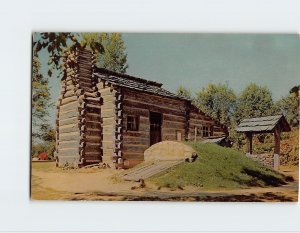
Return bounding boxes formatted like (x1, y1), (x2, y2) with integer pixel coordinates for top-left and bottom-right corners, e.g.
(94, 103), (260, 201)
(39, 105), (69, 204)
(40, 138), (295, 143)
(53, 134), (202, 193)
(195, 83), (237, 125)
(34, 32), (104, 77)
(235, 83), (274, 123)
(32, 52), (51, 142)
(96, 33), (128, 73)
(34, 32), (128, 76)
(176, 85), (192, 99)
(273, 86), (299, 126)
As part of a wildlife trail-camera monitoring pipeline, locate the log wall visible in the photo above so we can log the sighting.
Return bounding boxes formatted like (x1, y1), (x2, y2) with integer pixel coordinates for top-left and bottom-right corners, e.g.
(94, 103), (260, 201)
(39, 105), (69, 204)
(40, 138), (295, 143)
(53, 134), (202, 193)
(121, 89), (187, 168)
(96, 81), (120, 166)
(188, 108), (227, 141)
(55, 49), (102, 167)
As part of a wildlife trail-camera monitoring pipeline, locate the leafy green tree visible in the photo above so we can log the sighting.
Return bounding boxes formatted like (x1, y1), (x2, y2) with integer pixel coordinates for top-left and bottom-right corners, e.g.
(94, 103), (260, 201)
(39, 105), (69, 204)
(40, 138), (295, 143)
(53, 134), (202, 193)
(34, 32), (104, 77)
(195, 83), (237, 125)
(32, 52), (51, 142)
(273, 86), (299, 126)
(96, 33), (128, 73)
(34, 32), (128, 76)
(176, 85), (192, 99)
(235, 83), (274, 123)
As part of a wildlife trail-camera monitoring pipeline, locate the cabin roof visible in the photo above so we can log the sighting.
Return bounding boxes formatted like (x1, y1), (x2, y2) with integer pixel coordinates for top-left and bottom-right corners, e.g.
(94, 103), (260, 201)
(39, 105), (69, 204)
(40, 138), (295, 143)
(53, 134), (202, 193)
(93, 68), (188, 101)
(236, 115), (291, 133)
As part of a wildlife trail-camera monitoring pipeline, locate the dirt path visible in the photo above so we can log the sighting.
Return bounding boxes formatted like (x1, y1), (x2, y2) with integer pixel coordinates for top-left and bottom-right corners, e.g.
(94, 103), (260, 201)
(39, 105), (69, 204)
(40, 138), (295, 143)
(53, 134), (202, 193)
(31, 162), (298, 202)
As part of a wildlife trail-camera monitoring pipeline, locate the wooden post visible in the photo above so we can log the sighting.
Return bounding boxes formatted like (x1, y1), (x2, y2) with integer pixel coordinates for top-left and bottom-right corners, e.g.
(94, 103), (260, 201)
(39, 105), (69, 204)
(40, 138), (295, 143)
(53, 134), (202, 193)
(246, 132), (253, 155)
(194, 127), (197, 142)
(273, 127), (281, 170)
(274, 127), (281, 155)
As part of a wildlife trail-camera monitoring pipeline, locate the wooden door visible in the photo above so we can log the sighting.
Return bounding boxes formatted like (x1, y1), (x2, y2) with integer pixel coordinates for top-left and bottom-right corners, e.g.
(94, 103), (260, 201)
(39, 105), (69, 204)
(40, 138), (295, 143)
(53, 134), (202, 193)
(150, 112), (162, 146)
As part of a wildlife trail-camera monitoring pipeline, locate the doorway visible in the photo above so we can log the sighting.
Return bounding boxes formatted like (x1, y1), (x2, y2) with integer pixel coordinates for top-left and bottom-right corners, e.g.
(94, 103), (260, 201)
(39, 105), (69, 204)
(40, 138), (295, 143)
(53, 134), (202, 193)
(150, 112), (162, 146)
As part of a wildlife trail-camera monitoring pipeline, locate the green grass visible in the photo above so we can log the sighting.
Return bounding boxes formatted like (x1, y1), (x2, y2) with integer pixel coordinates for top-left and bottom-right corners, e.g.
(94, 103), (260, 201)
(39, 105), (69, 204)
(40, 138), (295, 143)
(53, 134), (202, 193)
(149, 143), (288, 190)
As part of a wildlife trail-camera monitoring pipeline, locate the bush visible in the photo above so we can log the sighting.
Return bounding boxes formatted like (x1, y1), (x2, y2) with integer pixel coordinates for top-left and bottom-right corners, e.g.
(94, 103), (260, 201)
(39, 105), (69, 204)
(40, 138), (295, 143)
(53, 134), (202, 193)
(32, 141), (55, 161)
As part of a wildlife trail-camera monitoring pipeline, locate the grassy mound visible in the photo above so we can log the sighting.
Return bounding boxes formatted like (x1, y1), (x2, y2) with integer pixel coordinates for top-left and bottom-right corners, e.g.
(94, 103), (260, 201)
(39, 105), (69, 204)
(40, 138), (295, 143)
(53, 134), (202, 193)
(149, 143), (288, 190)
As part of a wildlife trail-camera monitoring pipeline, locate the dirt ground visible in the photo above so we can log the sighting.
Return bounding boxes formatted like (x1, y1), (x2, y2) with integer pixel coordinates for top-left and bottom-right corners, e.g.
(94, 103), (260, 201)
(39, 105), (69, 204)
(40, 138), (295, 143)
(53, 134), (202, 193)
(31, 162), (299, 202)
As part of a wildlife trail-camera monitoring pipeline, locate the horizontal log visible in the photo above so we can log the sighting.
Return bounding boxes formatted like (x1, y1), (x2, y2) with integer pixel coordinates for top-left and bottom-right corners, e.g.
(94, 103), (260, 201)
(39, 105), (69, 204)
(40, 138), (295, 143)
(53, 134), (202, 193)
(162, 128), (183, 135)
(61, 96), (78, 105)
(60, 101), (79, 111)
(84, 135), (102, 143)
(78, 81), (93, 87)
(122, 137), (149, 145)
(59, 110), (79, 119)
(63, 90), (76, 98)
(84, 92), (99, 98)
(78, 63), (92, 69)
(58, 140), (80, 149)
(84, 151), (102, 157)
(81, 86), (94, 92)
(62, 83), (74, 92)
(84, 146), (101, 153)
(84, 130), (101, 137)
(124, 89), (186, 108)
(123, 131), (149, 138)
(78, 68), (92, 74)
(85, 113), (101, 122)
(59, 132), (80, 141)
(58, 147), (79, 154)
(78, 75), (92, 82)
(59, 125), (80, 134)
(122, 151), (144, 158)
(85, 121), (101, 129)
(123, 99), (185, 117)
(163, 114), (186, 122)
(135, 124), (150, 132)
(123, 106), (149, 117)
(162, 121), (185, 130)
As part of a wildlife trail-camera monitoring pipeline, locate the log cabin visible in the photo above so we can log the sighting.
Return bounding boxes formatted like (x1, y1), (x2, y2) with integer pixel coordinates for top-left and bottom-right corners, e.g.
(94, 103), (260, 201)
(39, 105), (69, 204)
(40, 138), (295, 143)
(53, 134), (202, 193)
(54, 48), (228, 168)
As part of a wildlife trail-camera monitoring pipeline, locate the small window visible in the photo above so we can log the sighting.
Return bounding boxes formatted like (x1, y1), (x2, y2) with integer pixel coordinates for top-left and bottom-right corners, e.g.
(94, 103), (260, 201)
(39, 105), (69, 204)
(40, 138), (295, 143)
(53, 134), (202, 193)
(127, 115), (139, 131)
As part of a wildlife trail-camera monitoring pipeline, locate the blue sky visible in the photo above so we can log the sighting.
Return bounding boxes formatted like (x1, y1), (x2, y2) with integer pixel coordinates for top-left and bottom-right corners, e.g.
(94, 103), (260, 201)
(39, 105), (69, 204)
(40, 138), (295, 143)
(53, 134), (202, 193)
(37, 33), (300, 127)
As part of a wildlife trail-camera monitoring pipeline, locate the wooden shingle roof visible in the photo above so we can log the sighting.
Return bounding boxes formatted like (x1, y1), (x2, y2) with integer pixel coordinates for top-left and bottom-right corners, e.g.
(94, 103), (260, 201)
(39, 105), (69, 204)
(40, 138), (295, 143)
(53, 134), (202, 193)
(93, 68), (188, 101)
(236, 115), (291, 133)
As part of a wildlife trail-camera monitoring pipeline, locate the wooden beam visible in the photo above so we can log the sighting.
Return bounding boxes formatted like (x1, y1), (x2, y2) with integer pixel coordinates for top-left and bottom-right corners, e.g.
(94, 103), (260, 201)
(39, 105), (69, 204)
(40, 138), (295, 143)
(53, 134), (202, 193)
(246, 132), (253, 155)
(274, 127), (281, 155)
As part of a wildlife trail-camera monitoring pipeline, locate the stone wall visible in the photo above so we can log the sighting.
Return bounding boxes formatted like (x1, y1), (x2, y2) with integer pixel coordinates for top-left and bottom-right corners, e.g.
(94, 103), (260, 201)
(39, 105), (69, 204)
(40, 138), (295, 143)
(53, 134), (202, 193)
(246, 153), (275, 169)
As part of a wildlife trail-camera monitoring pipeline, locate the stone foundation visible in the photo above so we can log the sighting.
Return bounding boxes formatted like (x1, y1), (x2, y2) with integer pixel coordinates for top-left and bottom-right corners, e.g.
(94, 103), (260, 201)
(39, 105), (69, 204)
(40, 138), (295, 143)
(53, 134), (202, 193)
(246, 153), (275, 169)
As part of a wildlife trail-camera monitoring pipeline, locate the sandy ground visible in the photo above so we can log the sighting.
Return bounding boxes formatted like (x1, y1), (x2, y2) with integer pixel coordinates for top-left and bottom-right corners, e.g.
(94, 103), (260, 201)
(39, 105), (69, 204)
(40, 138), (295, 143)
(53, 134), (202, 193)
(31, 162), (299, 202)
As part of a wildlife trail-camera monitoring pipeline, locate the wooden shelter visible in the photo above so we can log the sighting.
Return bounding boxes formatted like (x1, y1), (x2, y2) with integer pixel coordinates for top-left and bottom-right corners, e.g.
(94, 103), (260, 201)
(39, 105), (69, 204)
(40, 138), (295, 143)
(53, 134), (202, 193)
(55, 48), (228, 168)
(236, 115), (291, 159)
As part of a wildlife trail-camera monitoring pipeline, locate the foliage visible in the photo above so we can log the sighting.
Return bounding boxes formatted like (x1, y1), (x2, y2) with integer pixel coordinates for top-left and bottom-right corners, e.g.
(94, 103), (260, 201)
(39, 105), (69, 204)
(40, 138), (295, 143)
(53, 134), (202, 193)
(95, 33), (128, 73)
(32, 141), (55, 160)
(42, 127), (56, 142)
(273, 90), (299, 126)
(34, 32), (104, 77)
(150, 143), (287, 190)
(32, 51), (52, 142)
(176, 85), (192, 99)
(235, 83), (274, 123)
(194, 83), (237, 125)
(34, 32), (128, 77)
